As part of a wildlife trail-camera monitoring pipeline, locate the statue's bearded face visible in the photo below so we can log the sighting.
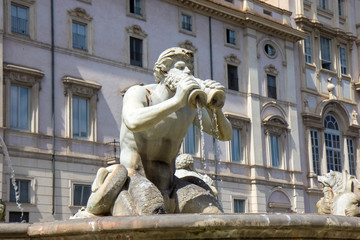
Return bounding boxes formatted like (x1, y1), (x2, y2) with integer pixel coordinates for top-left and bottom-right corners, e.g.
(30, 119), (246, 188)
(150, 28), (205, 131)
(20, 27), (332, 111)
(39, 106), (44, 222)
(164, 60), (193, 91)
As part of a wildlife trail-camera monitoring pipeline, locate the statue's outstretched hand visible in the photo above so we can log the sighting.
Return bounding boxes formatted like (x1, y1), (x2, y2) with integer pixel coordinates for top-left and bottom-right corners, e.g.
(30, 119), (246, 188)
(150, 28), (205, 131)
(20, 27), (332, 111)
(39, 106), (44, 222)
(174, 75), (200, 108)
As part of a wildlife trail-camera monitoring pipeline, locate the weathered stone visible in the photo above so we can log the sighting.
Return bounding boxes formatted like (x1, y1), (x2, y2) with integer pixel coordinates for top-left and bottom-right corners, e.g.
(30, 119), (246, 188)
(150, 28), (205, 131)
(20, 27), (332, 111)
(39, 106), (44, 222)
(128, 173), (165, 215)
(174, 177), (223, 214)
(86, 164), (128, 215)
(111, 182), (138, 216)
(3, 214), (360, 239)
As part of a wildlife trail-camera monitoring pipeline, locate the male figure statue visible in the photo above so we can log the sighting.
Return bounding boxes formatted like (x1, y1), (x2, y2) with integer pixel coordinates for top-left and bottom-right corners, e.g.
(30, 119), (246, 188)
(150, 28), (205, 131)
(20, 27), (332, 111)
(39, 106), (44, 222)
(79, 47), (232, 217)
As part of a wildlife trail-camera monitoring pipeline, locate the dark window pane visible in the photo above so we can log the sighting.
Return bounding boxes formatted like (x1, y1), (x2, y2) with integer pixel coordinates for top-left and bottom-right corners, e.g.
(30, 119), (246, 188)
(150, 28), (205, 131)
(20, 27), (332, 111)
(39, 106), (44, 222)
(130, 0), (142, 15)
(234, 199), (245, 213)
(72, 22), (87, 50)
(227, 65), (238, 91)
(130, 37), (143, 67)
(11, 4), (29, 35)
(74, 184), (91, 206)
(9, 212), (29, 223)
(181, 14), (192, 31)
(10, 180), (30, 203)
(226, 29), (236, 45)
(267, 75), (277, 99)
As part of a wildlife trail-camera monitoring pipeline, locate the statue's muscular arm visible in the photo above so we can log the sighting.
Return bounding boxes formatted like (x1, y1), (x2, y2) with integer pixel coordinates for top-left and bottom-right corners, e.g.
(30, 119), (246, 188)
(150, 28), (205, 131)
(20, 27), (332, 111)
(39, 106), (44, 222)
(122, 77), (199, 132)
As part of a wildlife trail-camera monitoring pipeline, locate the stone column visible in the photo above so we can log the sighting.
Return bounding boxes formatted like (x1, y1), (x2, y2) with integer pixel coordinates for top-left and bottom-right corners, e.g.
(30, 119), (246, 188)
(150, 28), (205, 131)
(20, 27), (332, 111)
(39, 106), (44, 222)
(244, 28), (263, 168)
(285, 41), (301, 173)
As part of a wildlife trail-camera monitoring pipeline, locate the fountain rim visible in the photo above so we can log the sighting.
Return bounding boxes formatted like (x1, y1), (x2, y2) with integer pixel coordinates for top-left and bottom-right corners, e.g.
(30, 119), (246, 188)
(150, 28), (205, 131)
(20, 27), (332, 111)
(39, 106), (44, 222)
(1, 213), (360, 239)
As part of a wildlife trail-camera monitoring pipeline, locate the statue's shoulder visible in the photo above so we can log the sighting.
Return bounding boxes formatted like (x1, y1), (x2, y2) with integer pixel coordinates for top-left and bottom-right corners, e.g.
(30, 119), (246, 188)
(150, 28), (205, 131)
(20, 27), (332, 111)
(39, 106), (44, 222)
(125, 84), (157, 96)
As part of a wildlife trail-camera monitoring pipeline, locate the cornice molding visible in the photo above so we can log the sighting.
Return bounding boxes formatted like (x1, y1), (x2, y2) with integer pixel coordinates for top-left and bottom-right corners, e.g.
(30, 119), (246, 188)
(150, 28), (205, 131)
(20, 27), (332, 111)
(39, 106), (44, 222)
(295, 17), (356, 42)
(162, 0), (306, 42)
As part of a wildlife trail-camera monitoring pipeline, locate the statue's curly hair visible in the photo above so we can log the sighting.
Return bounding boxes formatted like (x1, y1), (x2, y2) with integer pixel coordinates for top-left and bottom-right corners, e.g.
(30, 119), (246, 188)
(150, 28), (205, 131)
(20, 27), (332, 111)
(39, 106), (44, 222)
(153, 47), (194, 83)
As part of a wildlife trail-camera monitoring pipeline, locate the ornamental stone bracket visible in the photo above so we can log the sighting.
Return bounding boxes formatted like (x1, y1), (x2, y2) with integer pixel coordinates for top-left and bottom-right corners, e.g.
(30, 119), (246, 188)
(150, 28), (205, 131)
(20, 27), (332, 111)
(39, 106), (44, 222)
(224, 112), (250, 130)
(126, 25), (147, 38)
(178, 40), (197, 52)
(224, 54), (241, 65)
(262, 115), (288, 135)
(67, 7), (93, 21)
(62, 76), (102, 99)
(4, 63), (44, 86)
(354, 82), (360, 92)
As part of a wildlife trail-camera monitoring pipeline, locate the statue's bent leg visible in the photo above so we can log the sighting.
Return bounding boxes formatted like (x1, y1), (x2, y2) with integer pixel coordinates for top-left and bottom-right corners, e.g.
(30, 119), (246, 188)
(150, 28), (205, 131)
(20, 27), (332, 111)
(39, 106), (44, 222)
(127, 172), (165, 215)
(86, 164), (128, 215)
(173, 177), (223, 214)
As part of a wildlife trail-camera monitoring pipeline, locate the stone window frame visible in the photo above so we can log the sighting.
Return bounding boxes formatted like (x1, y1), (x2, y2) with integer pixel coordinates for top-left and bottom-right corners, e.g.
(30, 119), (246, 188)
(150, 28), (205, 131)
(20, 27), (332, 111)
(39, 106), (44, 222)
(224, 24), (239, 49)
(67, 8), (94, 54)
(178, 9), (196, 37)
(4, 63), (44, 133)
(63, 76), (101, 142)
(264, 65), (279, 100)
(224, 54), (241, 92)
(69, 181), (92, 207)
(126, 25), (148, 69)
(225, 113), (250, 164)
(263, 115), (289, 169)
(6, 0), (36, 40)
(7, 176), (36, 205)
(126, 0), (146, 21)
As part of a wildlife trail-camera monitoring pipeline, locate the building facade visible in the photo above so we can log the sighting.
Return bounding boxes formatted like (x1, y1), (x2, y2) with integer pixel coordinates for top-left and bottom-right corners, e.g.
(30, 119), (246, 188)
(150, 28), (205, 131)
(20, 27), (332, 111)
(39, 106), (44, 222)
(0, 0), (358, 222)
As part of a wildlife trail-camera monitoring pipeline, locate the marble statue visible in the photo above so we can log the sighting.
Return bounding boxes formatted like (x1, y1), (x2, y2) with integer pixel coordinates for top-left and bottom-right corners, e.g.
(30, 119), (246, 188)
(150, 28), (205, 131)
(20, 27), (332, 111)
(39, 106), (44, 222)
(317, 170), (360, 217)
(175, 154), (218, 197)
(72, 47), (232, 218)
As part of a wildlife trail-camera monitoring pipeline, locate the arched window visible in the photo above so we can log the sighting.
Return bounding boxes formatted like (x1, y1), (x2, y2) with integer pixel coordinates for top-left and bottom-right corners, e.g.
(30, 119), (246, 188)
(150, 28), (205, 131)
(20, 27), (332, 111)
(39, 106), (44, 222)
(324, 114), (342, 172)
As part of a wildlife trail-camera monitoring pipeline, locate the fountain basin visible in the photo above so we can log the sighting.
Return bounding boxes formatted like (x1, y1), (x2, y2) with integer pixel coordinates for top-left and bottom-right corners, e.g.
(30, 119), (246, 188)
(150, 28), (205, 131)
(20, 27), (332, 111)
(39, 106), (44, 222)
(0, 213), (359, 239)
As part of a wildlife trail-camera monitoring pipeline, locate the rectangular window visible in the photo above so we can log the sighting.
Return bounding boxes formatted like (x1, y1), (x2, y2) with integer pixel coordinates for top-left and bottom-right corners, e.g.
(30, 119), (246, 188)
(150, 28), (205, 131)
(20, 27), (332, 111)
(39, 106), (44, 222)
(181, 14), (192, 32)
(9, 212), (29, 223)
(72, 22), (87, 50)
(226, 29), (236, 45)
(10, 179), (30, 203)
(347, 138), (356, 176)
(10, 85), (30, 130)
(340, 46), (347, 75)
(130, 37), (143, 67)
(231, 128), (241, 162)
(320, 37), (331, 70)
(73, 184), (91, 206)
(11, 4), (28, 35)
(338, 0), (344, 16)
(129, 0), (142, 16)
(310, 129), (321, 175)
(227, 65), (239, 91)
(73, 96), (89, 138)
(305, 35), (312, 64)
(185, 123), (197, 155)
(233, 199), (245, 213)
(270, 135), (280, 167)
(267, 75), (277, 99)
(319, 0), (327, 9)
